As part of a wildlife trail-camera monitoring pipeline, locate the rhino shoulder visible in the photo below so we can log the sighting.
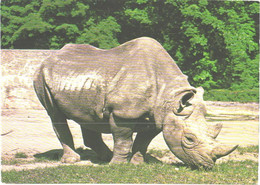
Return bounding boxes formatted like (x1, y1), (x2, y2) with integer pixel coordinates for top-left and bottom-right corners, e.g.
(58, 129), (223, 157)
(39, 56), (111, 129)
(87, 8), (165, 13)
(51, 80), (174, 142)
(60, 43), (104, 51)
(119, 37), (163, 53)
(133, 37), (161, 45)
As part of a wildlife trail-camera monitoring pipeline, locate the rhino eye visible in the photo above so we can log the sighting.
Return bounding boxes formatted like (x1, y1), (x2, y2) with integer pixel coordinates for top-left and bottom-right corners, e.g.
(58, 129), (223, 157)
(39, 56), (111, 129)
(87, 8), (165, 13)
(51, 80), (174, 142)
(185, 136), (194, 143)
(182, 133), (198, 148)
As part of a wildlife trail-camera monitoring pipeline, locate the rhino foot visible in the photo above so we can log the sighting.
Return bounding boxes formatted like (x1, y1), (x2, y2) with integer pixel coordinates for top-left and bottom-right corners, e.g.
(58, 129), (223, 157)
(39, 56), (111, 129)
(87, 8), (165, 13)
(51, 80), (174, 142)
(130, 152), (145, 165)
(61, 152), (80, 163)
(109, 154), (129, 164)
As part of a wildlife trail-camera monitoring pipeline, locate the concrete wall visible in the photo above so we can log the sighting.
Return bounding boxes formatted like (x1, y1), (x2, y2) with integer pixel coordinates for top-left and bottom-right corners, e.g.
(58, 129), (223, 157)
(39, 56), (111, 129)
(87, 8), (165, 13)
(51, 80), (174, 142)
(1, 50), (57, 109)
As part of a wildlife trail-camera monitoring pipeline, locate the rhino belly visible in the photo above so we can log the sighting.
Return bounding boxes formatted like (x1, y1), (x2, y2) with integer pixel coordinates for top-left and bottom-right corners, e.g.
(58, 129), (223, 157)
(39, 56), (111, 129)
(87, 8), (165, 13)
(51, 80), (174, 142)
(54, 92), (112, 133)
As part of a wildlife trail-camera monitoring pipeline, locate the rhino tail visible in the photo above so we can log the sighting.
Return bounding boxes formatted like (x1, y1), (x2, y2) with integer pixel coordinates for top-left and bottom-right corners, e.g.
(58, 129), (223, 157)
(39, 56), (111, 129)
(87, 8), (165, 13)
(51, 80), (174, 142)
(33, 68), (58, 117)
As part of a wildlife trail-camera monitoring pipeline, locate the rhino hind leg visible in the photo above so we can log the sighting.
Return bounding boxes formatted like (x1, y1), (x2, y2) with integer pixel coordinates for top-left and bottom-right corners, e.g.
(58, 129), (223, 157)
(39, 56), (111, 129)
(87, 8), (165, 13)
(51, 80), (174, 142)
(130, 130), (160, 164)
(80, 126), (112, 162)
(34, 79), (80, 163)
(51, 115), (80, 163)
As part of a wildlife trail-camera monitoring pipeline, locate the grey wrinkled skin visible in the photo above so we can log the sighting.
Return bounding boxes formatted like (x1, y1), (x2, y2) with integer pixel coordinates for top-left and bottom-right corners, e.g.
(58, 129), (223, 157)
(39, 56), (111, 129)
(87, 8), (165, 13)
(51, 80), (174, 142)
(33, 37), (237, 168)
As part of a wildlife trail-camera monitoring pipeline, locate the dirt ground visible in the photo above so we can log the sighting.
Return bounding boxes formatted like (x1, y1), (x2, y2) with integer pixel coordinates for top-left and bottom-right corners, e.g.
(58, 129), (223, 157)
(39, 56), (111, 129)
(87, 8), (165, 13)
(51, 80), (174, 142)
(1, 101), (259, 171)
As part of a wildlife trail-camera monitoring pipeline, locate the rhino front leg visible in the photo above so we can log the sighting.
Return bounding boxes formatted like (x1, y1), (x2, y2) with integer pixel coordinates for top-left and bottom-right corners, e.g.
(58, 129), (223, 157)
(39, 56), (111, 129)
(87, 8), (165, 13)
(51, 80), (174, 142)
(109, 113), (134, 164)
(80, 126), (112, 161)
(130, 129), (160, 164)
(51, 115), (80, 163)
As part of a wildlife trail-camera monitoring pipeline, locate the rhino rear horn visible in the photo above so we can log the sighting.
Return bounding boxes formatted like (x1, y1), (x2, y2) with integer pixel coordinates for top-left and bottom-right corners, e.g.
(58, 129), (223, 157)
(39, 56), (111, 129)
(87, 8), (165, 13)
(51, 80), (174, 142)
(208, 123), (223, 139)
(195, 87), (204, 98)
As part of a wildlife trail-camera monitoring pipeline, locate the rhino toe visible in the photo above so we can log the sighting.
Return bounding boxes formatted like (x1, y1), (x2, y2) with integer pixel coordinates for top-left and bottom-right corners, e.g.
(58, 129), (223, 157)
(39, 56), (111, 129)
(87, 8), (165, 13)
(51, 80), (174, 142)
(130, 152), (145, 165)
(61, 153), (80, 163)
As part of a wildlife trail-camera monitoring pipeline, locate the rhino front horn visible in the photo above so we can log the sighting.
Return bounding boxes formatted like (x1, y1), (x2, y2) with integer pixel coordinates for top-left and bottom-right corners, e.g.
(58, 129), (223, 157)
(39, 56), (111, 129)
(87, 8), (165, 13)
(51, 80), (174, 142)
(212, 143), (238, 159)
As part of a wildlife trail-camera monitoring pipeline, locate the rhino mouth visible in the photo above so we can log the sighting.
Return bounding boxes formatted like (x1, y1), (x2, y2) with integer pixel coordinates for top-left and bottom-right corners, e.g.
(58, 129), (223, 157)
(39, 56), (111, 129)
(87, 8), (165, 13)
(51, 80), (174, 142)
(192, 156), (215, 170)
(186, 157), (214, 170)
(182, 148), (215, 169)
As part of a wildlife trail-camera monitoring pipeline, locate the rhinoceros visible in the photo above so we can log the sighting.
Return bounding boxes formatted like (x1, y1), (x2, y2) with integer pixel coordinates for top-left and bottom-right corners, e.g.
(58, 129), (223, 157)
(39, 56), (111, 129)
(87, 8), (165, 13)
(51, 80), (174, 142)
(33, 37), (237, 169)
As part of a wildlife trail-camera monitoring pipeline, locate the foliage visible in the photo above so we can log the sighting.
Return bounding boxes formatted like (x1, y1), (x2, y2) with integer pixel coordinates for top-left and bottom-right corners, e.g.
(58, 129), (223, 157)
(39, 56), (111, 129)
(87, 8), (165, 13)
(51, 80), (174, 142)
(1, 0), (259, 91)
(76, 16), (121, 49)
(204, 89), (259, 102)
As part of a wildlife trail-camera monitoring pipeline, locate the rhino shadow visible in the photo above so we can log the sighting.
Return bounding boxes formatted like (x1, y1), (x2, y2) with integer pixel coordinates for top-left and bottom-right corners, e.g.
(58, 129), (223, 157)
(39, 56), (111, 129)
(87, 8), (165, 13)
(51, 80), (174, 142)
(34, 148), (108, 164)
(34, 149), (186, 167)
(145, 154), (163, 164)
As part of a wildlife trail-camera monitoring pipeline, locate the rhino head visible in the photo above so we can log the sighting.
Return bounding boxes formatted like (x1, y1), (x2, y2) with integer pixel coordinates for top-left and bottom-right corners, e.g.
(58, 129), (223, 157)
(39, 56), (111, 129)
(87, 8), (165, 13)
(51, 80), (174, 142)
(161, 87), (238, 169)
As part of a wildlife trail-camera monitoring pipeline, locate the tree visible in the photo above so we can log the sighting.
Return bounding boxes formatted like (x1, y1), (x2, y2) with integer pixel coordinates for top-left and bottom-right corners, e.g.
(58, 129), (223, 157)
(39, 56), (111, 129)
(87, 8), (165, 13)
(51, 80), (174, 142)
(1, 0), (259, 90)
(121, 0), (259, 89)
(1, 0), (121, 49)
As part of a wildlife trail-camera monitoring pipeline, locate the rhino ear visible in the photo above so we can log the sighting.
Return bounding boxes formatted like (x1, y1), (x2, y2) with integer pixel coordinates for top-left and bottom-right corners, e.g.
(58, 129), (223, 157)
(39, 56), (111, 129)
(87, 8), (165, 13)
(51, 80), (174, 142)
(179, 87), (204, 108)
(174, 89), (196, 115)
(180, 91), (194, 108)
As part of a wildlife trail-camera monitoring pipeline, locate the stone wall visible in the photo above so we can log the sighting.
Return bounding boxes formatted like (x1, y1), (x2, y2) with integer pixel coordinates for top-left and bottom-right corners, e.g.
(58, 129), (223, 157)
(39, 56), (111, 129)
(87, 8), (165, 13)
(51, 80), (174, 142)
(1, 50), (57, 109)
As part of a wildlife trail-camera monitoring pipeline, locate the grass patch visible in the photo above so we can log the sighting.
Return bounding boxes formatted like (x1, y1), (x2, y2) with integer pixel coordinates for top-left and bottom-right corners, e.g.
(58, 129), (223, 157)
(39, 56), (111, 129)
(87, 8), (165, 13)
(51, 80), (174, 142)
(15, 152), (28, 159)
(2, 147), (258, 183)
(2, 157), (52, 165)
(2, 160), (258, 184)
(237, 145), (259, 154)
(2, 159), (22, 165)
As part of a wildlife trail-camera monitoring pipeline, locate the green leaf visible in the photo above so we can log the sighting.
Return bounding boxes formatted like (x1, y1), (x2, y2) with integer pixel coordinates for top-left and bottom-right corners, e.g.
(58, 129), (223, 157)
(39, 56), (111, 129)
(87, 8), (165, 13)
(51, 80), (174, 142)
(76, 16), (121, 49)
(125, 8), (152, 24)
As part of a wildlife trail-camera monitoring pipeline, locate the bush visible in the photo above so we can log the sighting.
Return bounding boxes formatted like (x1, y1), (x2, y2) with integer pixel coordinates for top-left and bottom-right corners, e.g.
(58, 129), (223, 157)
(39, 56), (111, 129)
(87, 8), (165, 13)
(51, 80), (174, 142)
(204, 89), (259, 102)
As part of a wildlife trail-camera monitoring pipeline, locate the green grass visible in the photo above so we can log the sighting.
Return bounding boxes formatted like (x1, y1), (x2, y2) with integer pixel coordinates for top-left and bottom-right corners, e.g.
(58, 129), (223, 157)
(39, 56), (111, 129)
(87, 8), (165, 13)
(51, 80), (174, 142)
(237, 145), (259, 155)
(14, 152), (28, 159)
(2, 160), (258, 184)
(2, 146), (258, 184)
(2, 157), (51, 165)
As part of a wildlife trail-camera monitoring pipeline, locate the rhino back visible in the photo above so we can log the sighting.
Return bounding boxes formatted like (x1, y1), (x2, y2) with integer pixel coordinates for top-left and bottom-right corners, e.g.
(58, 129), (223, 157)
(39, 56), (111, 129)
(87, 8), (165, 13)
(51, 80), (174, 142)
(36, 37), (190, 123)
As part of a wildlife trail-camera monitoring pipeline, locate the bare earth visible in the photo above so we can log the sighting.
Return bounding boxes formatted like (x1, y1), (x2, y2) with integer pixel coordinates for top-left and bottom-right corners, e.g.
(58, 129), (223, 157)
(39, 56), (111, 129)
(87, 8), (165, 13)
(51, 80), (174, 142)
(1, 101), (259, 171)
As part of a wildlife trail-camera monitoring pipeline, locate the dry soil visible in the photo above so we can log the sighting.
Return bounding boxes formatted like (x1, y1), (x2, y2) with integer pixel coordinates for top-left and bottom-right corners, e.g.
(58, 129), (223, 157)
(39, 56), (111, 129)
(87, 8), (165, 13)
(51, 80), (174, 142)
(1, 101), (259, 171)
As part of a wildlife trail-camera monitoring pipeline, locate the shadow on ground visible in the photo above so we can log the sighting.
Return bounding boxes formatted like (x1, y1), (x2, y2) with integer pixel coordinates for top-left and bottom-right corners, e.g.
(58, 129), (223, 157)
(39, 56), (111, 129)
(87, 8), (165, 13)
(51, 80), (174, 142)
(34, 148), (108, 164)
(33, 148), (184, 167)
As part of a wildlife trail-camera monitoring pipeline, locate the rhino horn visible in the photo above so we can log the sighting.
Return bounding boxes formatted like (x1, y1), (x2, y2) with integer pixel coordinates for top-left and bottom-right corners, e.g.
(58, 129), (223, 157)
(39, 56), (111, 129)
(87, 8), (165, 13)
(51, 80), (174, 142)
(212, 143), (238, 159)
(208, 123), (223, 139)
